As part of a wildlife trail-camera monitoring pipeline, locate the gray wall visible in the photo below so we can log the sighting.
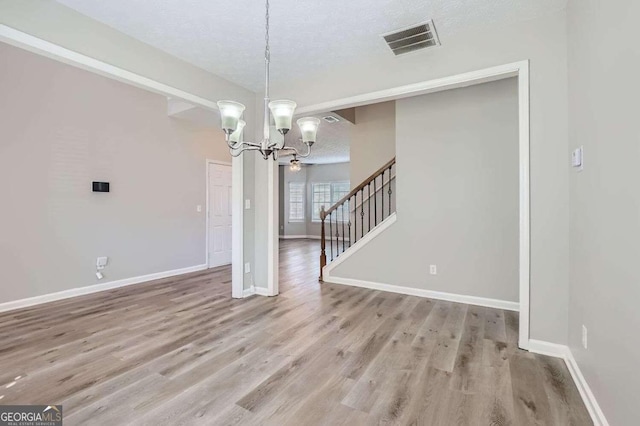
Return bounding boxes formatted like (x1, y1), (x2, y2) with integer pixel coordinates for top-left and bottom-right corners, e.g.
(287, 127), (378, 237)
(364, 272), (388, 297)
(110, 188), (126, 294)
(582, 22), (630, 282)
(280, 163), (350, 237)
(332, 78), (519, 303)
(0, 0), (259, 291)
(278, 11), (570, 344)
(567, 0), (640, 424)
(0, 43), (231, 303)
(351, 101), (396, 186)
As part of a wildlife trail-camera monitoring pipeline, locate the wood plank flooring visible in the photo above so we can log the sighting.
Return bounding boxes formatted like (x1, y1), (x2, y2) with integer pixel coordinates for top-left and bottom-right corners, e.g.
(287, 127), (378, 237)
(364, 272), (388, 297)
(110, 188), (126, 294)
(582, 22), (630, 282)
(0, 239), (592, 425)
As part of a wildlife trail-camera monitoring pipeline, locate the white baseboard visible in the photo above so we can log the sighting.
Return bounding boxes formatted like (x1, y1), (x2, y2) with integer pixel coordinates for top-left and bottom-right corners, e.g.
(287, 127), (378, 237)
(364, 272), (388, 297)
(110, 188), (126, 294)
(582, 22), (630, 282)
(242, 286), (276, 297)
(280, 235), (321, 240)
(255, 287), (274, 296)
(323, 276), (519, 312)
(527, 339), (569, 358)
(528, 340), (609, 426)
(0, 264), (207, 313)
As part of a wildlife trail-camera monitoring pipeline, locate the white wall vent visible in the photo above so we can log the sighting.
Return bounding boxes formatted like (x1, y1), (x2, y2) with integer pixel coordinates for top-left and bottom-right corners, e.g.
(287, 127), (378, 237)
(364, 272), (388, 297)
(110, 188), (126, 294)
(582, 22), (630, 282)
(322, 115), (340, 123)
(382, 20), (440, 56)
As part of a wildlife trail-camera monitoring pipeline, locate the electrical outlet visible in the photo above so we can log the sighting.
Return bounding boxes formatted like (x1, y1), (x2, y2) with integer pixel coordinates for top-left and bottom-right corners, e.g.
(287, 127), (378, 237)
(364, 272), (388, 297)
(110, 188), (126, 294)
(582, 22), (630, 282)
(196, 205), (202, 212)
(429, 265), (437, 275)
(582, 325), (588, 349)
(244, 263), (251, 274)
(245, 199), (251, 209)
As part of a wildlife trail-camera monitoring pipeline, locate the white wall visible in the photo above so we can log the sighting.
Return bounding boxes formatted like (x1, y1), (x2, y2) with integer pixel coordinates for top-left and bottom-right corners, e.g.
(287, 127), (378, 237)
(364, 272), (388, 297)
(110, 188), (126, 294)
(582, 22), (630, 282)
(332, 78), (519, 303)
(278, 11), (570, 345)
(280, 163), (350, 237)
(567, 0), (640, 424)
(0, 43), (231, 303)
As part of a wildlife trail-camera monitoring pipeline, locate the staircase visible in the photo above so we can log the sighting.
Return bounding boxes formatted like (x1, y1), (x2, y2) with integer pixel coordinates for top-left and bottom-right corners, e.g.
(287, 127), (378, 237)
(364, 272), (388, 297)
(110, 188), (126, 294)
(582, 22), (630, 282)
(319, 157), (396, 280)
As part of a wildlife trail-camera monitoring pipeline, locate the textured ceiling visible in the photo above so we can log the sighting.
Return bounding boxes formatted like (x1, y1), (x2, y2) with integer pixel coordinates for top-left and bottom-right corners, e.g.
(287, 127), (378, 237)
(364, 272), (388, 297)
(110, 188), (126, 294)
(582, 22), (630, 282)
(277, 113), (352, 165)
(55, 0), (567, 92)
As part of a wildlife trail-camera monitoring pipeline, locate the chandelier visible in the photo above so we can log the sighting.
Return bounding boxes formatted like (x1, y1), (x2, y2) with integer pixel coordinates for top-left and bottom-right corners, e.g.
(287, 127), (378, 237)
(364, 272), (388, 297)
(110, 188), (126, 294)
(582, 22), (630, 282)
(216, 0), (320, 163)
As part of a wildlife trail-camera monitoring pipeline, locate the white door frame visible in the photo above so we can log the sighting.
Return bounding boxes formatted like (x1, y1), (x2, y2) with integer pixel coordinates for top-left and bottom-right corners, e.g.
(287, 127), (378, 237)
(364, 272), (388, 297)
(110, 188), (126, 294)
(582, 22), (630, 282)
(293, 60), (531, 350)
(206, 158), (242, 298)
(205, 158), (243, 299)
(0, 25), (246, 301)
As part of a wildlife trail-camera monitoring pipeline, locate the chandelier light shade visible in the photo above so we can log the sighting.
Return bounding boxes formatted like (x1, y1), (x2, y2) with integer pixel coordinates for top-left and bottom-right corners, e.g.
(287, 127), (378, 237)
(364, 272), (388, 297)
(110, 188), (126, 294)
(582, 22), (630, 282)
(217, 100), (246, 134)
(289, 155), (301, 172)
(268, 100), (297, 134)
(228, 119), (246, 145)
(216, 0), (319, 160)
(297, 117), (321, 144)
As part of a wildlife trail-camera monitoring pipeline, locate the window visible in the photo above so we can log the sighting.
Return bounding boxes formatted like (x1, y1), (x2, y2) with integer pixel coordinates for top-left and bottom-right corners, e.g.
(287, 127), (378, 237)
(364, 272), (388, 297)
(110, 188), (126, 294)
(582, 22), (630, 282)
(331, 182), (350, 204)
(312, 182), (350, 221)
(288, 182), (305, 222)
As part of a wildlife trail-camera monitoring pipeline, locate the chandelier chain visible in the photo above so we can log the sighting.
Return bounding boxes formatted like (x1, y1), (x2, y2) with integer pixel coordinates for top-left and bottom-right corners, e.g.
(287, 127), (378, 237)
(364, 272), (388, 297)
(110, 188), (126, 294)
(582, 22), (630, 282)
(265, 0), (270, 62)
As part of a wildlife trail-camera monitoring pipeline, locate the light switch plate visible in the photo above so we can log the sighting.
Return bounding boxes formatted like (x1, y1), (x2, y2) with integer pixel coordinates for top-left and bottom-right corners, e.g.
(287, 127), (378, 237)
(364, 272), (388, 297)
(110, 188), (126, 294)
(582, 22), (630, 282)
(245, 199), (251, 210)
(429, 265), (437, 275)
(572, 146), (584, 171)
(196, 205), (202, 212)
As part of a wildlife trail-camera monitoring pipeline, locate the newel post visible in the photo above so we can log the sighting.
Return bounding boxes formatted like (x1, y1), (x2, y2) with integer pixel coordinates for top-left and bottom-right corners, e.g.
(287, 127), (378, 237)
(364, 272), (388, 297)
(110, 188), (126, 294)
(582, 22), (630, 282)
(319, 206), (327, 281)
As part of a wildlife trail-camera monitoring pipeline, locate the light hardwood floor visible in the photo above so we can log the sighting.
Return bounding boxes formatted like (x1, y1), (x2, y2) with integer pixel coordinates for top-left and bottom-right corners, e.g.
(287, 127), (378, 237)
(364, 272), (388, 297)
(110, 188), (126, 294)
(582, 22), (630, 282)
(0, 239), (591, 425)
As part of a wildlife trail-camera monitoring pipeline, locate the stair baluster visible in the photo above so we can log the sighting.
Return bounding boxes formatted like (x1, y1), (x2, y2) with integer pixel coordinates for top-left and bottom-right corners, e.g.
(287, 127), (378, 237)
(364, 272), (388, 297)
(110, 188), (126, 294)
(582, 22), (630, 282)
(319, 157), (396, 280)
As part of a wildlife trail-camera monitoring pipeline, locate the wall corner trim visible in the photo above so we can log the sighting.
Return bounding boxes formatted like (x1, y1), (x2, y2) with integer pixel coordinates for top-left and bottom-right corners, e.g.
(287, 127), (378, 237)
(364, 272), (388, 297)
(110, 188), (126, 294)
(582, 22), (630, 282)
(528, 340), (610, 426)
(0, 264), (208, 313)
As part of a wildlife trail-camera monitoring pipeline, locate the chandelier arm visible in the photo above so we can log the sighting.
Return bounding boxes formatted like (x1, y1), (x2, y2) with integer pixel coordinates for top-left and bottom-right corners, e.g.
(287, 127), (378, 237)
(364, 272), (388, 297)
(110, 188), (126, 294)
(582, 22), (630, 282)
(229, 144), (263, 157)
(280, 143), (312, 158)
(228, 140), (261, 150)
(241, 141), (262, 148)
(229, 148), (244, 157)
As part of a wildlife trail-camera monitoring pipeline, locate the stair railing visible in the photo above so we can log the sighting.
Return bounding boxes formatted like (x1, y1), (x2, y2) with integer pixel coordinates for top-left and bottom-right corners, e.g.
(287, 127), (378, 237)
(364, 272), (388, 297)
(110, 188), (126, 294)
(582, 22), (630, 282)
(320, 157), (396, 280)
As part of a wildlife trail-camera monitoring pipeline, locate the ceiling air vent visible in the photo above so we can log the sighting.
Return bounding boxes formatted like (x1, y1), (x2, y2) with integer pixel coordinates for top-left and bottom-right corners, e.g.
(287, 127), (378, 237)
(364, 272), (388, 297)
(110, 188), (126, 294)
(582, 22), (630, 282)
(382, 20), (440, 56)
(322, 115), (340, 123)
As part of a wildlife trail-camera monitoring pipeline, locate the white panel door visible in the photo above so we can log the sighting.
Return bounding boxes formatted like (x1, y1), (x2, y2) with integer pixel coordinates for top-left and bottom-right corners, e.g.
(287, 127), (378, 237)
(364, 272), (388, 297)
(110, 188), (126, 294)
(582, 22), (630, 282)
(208, 163), (232, 268)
